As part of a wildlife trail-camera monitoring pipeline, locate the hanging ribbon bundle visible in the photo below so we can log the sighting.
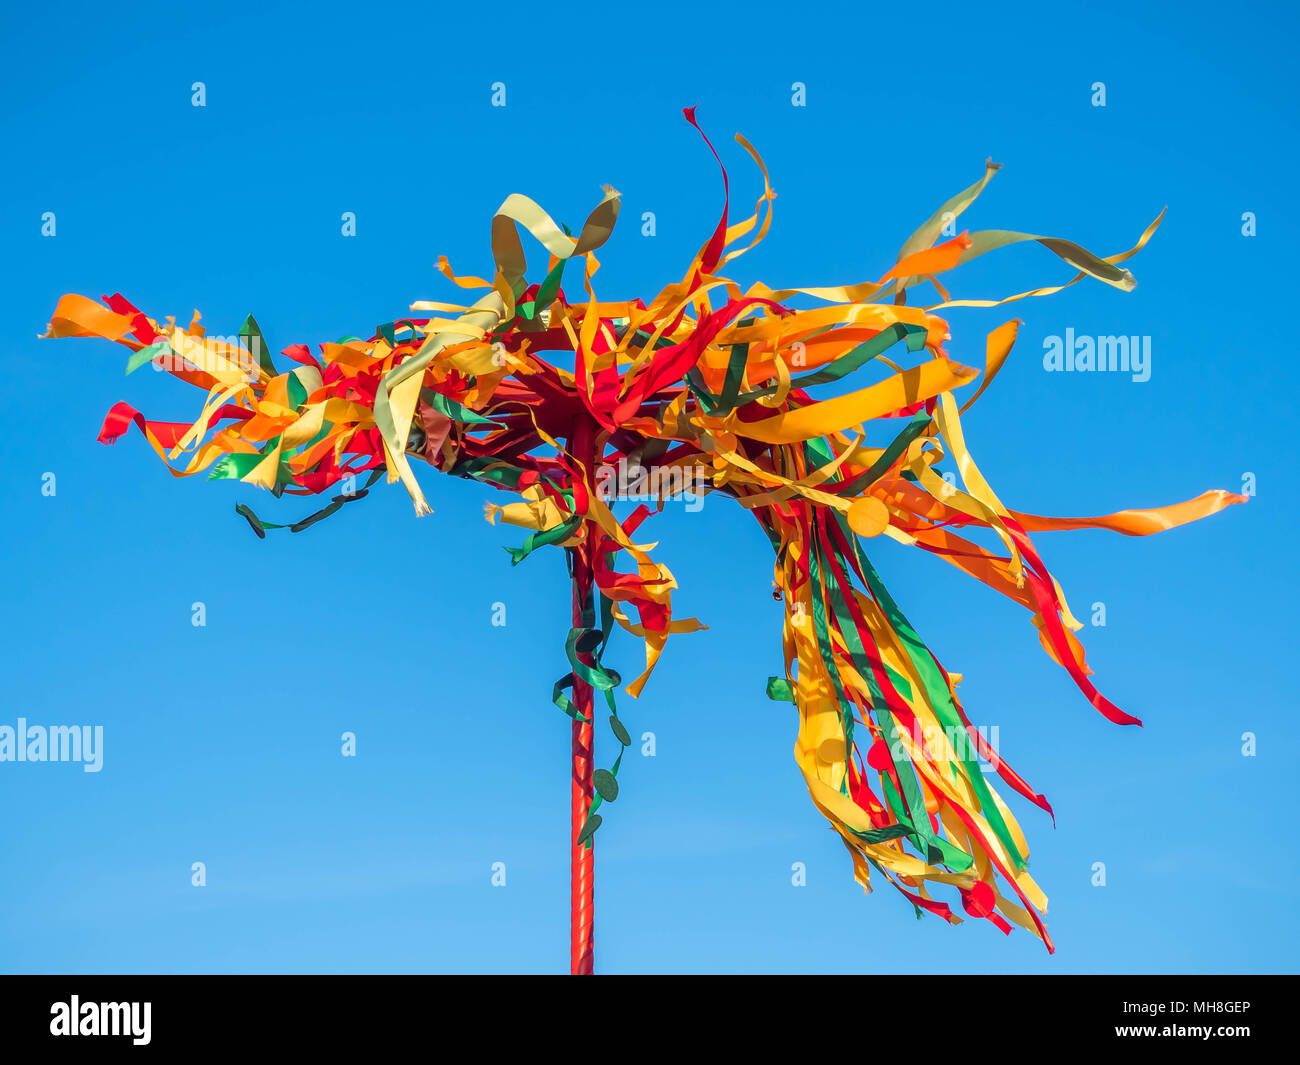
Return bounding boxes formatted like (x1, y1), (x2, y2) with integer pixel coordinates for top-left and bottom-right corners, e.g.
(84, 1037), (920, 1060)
(45, 108), (1243, 956)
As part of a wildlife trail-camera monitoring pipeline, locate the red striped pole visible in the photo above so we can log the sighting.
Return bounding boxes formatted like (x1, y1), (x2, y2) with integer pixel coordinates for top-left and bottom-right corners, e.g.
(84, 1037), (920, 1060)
(568, 415), (596, 976)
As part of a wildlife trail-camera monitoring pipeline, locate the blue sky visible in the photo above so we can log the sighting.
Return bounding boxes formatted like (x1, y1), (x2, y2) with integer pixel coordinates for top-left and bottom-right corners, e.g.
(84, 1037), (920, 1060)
(1, 0), (1296, 973)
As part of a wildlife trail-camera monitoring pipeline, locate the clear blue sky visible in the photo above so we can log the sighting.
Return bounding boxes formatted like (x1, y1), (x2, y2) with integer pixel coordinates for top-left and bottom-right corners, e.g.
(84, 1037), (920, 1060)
(2, 0), (1296, 974)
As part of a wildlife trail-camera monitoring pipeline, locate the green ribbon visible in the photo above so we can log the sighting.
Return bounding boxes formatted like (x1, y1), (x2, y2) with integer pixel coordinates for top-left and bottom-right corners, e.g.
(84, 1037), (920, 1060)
(840, 514), (1025, 870)
(234, 469), (384, 536)
(505, 515), (582, 566)
(239, 314), (277, 377)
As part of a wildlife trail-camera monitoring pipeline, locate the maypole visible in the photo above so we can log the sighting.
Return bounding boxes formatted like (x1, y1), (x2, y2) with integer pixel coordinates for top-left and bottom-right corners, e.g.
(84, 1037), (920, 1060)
(42, 109), (1247, 968)
(567, 414), (597, 975)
